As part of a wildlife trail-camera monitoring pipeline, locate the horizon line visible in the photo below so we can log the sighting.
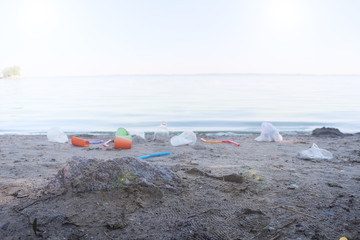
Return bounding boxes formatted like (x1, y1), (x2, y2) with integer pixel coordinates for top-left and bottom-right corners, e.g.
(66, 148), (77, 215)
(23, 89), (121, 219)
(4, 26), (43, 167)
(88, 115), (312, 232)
(22, 72), (360, 78)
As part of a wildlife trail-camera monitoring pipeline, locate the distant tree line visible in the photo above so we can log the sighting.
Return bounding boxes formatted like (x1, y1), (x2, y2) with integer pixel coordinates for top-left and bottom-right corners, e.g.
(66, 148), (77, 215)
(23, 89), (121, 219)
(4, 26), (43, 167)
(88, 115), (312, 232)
(2, 66), (21, 77)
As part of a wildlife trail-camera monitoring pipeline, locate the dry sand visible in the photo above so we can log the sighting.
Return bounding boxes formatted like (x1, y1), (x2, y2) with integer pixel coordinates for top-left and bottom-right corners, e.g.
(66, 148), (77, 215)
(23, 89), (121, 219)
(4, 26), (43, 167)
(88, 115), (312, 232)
(0, 133), (359, 239)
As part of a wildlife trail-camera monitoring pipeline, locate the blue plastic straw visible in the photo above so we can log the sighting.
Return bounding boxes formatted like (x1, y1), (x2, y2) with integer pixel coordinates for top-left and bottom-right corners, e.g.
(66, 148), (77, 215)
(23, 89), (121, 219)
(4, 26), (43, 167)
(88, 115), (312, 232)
(138, 152), (171, 159)
(90, 140), (104, 144)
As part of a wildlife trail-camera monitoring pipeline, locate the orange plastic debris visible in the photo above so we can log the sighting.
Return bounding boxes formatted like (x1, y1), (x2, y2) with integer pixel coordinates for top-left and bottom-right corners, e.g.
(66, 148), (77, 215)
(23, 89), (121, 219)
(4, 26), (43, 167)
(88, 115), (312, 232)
(114, 136), (132, 149)
(71, 136), (90, 147)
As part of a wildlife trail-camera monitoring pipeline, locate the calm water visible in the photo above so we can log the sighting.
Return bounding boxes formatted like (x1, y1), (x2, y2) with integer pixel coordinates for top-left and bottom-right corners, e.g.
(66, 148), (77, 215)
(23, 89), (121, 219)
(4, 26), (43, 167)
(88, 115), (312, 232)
(1, 74), (360, 134)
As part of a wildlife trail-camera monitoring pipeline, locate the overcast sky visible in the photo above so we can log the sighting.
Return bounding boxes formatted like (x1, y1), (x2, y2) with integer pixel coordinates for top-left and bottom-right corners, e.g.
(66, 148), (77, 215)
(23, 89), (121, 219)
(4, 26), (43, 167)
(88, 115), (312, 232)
(1, 0), (359, 77)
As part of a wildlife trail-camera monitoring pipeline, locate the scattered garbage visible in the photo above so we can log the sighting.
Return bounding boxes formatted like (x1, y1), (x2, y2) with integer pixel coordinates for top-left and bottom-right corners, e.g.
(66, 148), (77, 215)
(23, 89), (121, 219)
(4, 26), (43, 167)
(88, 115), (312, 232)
(171, 131), (197, 146)
(72, 137), (104, 146)
(325, 210), (335, 216)
(103, 139), (112, 148)
(114, 136), (132, 149)
(47, 127), (68, 143)
(200, 138), (240, 146)
(71, 136), (90, 147)
(138, 152), (171, 159)
(116, 128), (132, 140)
(297, 143), (333, 160)
(154, 121), (170, 141)
(115, 128), (132, 149)
(255, 122), (283, 142)
(288, 184), (299, 190)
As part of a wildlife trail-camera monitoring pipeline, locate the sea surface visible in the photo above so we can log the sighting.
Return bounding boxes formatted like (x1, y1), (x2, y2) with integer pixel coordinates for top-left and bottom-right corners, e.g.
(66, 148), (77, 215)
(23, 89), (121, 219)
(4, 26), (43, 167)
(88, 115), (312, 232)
(1, 74), (360, 134)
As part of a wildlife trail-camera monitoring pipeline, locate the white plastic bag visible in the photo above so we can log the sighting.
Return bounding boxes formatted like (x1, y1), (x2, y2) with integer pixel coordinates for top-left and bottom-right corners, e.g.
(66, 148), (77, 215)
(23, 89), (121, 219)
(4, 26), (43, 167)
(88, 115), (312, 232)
(47, 127), (68, 143)
(170, 131), (197, 146)
(297, 143), (333, 160)
(255, 122), (283, 142)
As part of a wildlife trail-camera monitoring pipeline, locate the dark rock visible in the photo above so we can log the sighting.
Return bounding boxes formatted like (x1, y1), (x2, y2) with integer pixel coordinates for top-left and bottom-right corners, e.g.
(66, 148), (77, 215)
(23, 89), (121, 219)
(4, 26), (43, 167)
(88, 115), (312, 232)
(105, 213), (128, 230)
(213, 173), (244, 183)
(185, 168), (244, 183)
(312, 127), (347, 137)
(46, 156), (179, 194)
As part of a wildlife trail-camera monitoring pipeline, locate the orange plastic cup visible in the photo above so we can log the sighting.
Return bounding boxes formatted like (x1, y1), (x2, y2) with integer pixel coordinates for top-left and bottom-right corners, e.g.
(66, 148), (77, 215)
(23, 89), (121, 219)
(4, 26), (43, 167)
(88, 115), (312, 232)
(114, 136), (132, 149)
(71, 136), (90, 147)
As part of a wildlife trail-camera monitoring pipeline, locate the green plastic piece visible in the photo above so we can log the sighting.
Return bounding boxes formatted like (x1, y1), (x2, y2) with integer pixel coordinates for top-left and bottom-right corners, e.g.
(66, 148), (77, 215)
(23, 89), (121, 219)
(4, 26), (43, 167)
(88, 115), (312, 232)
(116, 128), (132, 140)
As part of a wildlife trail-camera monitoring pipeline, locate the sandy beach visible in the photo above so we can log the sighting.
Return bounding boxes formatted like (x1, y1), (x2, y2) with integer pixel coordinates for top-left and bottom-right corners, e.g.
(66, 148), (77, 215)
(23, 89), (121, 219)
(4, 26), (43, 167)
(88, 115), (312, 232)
(0, 132), (359, 239)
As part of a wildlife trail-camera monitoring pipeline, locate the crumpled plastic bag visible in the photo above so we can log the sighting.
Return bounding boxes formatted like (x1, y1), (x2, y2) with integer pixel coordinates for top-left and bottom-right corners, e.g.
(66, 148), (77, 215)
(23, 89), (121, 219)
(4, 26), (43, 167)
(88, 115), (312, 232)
(255, 122), (283, 142)
(297, 143), (333, 160)
(47, 127), (68, 143)
(170, 130), (197, 146)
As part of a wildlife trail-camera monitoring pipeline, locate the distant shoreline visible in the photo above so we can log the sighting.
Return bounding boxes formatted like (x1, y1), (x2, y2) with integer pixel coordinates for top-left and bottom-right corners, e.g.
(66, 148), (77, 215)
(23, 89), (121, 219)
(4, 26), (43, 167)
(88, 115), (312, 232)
(12, 73), (360, 78)
(0, 75), (22, 79)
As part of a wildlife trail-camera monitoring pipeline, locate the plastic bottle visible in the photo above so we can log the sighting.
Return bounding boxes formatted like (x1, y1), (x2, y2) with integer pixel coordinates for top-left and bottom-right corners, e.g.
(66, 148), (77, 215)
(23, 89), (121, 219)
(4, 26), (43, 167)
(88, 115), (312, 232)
(154, 121), (170, 141)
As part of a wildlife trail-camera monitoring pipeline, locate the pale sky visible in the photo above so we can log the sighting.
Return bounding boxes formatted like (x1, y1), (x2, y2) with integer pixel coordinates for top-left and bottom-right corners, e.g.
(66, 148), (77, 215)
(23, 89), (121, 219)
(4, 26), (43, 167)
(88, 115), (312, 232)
(0, 0), (359, 77)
